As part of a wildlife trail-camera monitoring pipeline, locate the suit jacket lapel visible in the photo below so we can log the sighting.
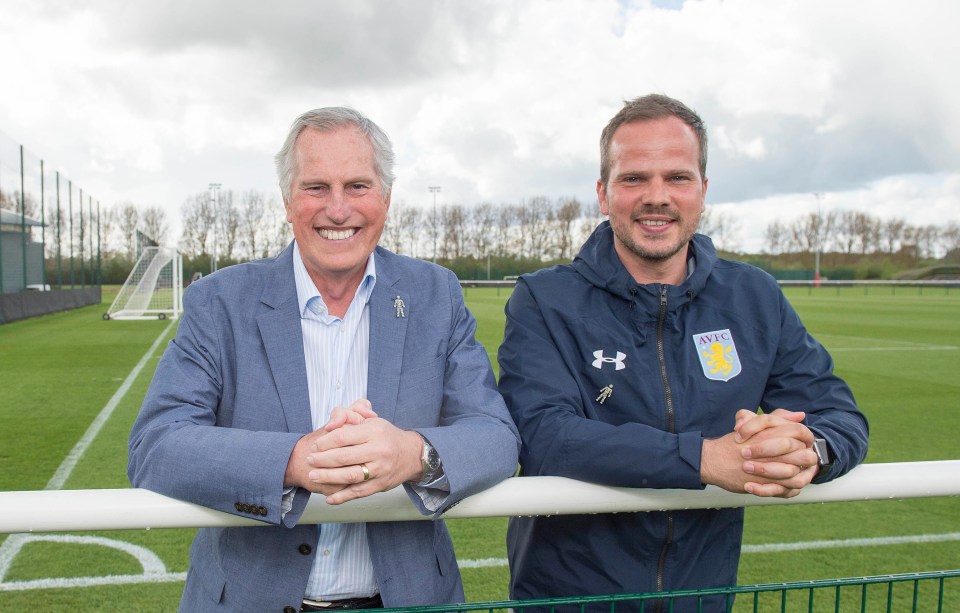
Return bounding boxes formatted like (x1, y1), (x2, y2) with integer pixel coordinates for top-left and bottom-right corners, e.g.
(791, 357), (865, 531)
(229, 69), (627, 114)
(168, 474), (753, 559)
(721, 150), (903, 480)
(257, 244), (314, 434)
(367, 248), (407, 423)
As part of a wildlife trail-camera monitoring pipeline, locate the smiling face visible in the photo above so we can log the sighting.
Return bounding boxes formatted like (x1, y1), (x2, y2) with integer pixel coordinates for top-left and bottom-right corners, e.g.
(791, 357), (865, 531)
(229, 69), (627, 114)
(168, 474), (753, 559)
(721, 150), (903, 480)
(284, 126), (390, 294)
(597, 116), (708, 285)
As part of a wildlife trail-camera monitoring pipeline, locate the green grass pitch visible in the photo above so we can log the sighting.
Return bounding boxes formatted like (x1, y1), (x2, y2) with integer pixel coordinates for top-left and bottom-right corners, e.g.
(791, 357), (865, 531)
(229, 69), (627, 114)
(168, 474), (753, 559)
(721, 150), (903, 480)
(0, 285), (958, 610)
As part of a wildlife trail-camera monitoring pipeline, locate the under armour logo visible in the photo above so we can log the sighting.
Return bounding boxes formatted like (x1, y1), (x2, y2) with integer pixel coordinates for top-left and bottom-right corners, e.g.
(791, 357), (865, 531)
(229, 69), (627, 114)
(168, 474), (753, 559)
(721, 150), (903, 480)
(592, 350), (626, 370)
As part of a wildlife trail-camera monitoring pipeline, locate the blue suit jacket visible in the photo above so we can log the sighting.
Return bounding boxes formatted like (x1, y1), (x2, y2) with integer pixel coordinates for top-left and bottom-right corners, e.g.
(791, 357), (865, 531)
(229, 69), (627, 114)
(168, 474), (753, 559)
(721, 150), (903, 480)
(128, 243), (520, 612)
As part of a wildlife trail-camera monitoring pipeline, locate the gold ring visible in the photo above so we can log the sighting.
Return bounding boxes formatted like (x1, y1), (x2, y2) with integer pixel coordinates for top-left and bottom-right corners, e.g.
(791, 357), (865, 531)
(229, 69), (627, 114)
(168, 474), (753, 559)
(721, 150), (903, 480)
(361, 463), (371, 482)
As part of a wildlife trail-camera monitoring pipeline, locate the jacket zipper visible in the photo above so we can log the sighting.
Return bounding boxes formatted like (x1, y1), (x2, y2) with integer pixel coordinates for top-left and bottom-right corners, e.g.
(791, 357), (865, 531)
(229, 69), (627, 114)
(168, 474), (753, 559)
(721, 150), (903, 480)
(655, 285), (674, 608)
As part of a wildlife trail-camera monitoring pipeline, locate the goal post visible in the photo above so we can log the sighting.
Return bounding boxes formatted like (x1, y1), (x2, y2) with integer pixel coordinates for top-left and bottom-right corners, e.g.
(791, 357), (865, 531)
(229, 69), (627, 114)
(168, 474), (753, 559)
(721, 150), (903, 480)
(104, 246), (183, 320)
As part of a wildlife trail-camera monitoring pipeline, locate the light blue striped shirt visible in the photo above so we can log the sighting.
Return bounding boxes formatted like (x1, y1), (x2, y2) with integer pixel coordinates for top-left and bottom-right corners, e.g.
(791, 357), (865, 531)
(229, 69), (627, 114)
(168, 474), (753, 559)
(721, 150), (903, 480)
(293, 242), (378, 600)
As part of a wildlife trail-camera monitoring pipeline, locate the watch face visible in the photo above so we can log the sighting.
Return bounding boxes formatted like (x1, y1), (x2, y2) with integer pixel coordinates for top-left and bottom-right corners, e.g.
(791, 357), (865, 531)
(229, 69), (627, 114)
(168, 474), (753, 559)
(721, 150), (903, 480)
(813, 438), (830, 466)
(427, 446), (441, 470)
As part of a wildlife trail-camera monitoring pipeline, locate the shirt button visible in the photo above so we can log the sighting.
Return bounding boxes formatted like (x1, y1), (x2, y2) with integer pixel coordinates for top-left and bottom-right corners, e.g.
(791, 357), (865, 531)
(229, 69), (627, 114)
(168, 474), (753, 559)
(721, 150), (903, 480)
(298, 543), (312, 555)
(323, 549), (331, 556)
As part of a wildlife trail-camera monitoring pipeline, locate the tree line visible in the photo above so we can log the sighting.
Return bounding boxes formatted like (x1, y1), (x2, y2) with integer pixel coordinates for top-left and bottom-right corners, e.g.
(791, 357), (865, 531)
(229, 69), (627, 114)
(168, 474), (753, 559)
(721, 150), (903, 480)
(764, 210), (959, 260)
(5, 183), (957, 283)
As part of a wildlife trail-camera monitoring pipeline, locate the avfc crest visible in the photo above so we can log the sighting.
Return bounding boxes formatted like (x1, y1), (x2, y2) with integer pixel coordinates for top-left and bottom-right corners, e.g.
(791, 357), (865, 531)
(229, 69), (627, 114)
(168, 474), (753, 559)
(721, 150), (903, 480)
(692, 329), (742, 382)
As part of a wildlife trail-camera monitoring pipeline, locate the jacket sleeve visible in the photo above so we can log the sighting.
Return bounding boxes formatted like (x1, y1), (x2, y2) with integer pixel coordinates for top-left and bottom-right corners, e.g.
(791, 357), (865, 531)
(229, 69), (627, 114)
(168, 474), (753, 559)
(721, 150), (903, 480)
(407, 270), (522, 516)
(498, 279), (704, 490)
(127, 281), (304, 527)
(762, 291), (869, 483)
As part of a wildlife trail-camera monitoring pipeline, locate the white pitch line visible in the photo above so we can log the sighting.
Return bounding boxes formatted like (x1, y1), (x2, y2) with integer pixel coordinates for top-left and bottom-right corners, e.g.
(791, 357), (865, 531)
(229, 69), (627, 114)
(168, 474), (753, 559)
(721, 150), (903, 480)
(458, 532), (960, 569)
(0, 322), (175, 588)
(45, 321), (174, 491)
(1, 532), (958, 589)
(829, 346), (958, 352)
(741, 532), (960, 553)
(0, 571), (188, 592)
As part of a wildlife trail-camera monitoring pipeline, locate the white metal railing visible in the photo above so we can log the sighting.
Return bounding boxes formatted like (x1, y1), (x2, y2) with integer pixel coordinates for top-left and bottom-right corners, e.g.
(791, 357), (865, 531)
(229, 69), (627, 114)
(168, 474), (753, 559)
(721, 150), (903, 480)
(0, 461), (958, 534)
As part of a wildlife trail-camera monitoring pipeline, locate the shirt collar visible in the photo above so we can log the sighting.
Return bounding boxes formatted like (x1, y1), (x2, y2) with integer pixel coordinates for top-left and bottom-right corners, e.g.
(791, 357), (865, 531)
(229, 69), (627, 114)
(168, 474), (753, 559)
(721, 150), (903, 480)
(292, 242), (377, 320)
(686, 245), (697, 280)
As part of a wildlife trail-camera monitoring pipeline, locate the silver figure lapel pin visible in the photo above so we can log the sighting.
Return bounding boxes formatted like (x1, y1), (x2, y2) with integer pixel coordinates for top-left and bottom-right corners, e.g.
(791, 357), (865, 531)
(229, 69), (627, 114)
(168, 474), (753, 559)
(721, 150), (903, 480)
(596, 384), (613, 404)
(394, 296), (406, 318)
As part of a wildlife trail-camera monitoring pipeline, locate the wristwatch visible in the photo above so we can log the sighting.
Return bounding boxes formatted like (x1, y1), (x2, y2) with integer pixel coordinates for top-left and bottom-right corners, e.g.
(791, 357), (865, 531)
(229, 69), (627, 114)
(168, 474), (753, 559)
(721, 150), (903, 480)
(812, 438), (832, 468)
(419, 437), (442, 484)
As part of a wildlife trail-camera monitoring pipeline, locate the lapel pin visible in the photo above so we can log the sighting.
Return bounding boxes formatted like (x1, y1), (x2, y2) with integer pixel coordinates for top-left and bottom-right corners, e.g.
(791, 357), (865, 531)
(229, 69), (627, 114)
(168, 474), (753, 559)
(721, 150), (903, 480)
(596, 384), (613, 404)
(393, 296), (406, 318)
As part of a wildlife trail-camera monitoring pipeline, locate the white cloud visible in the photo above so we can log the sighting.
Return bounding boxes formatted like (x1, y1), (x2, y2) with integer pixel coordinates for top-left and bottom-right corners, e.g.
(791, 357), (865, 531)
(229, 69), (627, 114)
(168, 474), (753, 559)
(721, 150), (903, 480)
(712, 172), (960, 253)
(0, 0), (957, 250)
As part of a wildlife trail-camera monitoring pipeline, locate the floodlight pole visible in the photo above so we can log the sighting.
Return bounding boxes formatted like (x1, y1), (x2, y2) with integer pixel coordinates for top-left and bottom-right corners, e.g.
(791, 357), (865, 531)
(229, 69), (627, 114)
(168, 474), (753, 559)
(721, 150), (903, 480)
(209, 183), (221, 273)
(429, 186), (441, 262)
(813, 192), (823, 286)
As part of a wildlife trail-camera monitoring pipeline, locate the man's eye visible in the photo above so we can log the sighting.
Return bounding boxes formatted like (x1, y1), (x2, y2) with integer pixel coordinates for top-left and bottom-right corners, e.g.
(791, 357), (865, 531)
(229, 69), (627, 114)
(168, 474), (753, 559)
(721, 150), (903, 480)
(348, 183), (370, 193)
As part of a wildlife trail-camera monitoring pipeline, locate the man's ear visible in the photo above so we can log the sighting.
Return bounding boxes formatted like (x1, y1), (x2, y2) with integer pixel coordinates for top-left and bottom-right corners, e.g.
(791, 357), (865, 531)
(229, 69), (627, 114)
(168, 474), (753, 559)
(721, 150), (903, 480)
(597, 179), (609, 216)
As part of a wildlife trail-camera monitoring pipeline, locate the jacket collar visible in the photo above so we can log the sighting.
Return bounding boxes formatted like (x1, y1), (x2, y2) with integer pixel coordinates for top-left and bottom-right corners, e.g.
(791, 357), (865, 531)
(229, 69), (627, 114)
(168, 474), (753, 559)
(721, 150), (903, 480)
(572, 221), (717, 307)
(256, 243), (313, 433)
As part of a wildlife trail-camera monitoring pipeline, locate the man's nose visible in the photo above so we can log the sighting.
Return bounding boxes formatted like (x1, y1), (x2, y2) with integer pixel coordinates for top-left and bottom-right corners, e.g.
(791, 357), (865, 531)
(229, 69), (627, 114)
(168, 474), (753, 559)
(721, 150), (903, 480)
(327, 187), (351, 222)
(643, 178), (670, 206)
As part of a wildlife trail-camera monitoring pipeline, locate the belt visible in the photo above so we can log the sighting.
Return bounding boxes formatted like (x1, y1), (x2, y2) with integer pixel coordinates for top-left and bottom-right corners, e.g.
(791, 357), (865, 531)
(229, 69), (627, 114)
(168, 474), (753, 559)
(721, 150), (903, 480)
(301, 594), (383, 611)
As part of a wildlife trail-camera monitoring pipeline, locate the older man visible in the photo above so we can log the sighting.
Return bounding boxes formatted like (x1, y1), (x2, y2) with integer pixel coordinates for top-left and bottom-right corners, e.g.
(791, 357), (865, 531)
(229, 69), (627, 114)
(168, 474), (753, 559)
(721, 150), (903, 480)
(129, 107), (520, 612)
(498, 94), (868, 612)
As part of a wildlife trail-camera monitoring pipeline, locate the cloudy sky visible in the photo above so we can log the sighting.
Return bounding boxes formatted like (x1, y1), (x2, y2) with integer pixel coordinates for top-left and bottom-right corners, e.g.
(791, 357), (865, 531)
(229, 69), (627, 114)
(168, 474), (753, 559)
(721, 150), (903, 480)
(1, 0), (958, 252)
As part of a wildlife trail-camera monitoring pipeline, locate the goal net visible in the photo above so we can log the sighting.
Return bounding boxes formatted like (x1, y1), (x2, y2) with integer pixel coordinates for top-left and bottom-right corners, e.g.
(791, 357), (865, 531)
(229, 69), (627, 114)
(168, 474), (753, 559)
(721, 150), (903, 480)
(105, 246), (183, 320)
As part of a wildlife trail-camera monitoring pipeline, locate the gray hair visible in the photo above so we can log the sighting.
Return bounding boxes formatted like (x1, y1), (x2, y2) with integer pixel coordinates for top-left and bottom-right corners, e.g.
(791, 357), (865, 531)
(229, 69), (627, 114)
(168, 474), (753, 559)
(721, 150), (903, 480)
(274, 106), (396, 202)
(599, 94), (708, 187)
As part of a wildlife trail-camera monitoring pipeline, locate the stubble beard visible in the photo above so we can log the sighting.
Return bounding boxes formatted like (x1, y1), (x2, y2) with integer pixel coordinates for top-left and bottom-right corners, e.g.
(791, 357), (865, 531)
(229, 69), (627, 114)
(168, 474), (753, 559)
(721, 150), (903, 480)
(610, 211), (701, 264)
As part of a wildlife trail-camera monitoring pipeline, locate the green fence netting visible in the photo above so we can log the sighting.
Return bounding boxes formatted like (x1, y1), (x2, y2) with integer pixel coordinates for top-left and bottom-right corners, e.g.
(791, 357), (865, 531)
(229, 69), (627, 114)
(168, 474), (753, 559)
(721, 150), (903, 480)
(353, 570), (959, 613)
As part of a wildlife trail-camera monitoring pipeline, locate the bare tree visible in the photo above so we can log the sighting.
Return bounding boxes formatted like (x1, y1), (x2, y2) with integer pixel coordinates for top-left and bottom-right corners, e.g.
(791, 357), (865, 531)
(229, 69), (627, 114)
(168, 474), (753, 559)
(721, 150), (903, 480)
(98, 205), (117, 257)
(913, 224), (941, 259)
(881, 218), (907, 254)
(180, 194), (214, 257)
(848, 211), (880, 255)
(117, 202), (140, 258)
(829, 210), (881, 255)
(261, 211), (292, 258)
(554, 197), (582, 260)
(397, 205), (422, 257)
(141, 205), (168, 245)
(440, 203), (468, 259)
(2, 189), (41, 218)
(495, 204), (518, 258)
(699, 208), (741, 252)
(44, 197), (65, 259)
(940, 221), (960, 259)
(789, 210), (835, 254)
(239, 190), (268, 259)
(468, 202), (497, 260)
(425, 201), (441, 261)
(218, 190), (240, 261)
(763, 220), (787, 255)
(381, 200), (405, 254)
(577, 210), (605, 250)
(511, 197), (553, 259)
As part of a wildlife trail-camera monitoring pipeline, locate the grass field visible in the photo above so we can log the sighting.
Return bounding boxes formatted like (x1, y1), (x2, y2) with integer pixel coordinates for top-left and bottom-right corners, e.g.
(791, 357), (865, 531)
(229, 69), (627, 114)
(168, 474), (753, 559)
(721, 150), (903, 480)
(1, 285), (958, 611)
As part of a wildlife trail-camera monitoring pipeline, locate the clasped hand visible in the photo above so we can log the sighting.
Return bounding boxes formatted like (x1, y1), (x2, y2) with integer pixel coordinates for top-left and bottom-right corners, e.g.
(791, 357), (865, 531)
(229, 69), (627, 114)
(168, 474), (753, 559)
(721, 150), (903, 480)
(701, 408), (819, 498)
(283, 399), (424, 505)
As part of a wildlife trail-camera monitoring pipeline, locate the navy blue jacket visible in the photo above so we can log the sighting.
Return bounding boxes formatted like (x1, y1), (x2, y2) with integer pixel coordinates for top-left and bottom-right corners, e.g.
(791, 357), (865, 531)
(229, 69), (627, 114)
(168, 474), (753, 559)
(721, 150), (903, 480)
(499, 223), (868, 610)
